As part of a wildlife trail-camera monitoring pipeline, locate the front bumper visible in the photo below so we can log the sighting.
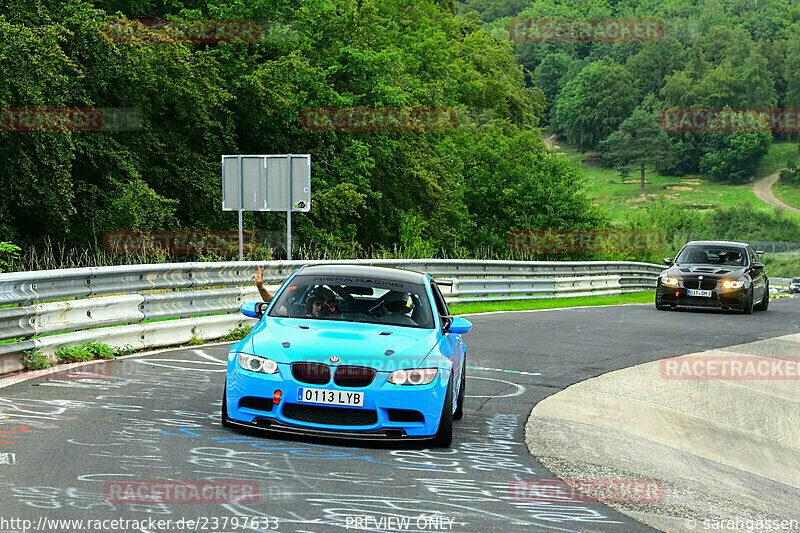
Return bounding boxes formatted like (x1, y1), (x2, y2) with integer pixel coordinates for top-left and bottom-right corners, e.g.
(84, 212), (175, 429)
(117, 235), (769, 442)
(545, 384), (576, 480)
(225, 357), (451, 439)
(656, 285), (748, 309)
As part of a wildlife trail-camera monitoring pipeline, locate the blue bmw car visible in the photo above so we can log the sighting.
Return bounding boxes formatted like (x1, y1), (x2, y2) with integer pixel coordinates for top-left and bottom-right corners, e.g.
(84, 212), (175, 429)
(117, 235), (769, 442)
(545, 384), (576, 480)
(222, 265), (472, 446)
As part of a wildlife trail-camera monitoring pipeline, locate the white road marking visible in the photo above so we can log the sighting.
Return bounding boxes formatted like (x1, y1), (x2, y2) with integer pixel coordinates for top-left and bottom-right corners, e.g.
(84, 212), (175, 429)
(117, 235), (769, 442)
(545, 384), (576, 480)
(466, 376), (526, 399)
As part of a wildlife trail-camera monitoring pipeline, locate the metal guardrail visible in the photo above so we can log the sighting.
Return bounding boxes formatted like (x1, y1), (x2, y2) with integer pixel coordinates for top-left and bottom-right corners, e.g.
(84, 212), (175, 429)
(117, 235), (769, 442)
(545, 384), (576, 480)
(749, 242), (800, 259)
(0, 259), (662, 376)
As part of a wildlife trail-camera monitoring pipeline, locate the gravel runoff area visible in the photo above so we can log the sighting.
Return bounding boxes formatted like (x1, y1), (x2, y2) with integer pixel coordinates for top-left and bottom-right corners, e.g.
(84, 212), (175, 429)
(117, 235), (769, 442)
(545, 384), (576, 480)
(526, 334), (800, 533)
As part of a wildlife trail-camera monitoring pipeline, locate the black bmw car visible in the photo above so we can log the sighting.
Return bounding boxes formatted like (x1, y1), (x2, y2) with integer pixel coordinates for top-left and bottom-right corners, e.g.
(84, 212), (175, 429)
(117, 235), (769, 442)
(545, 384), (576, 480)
(655, 241), (769, 313)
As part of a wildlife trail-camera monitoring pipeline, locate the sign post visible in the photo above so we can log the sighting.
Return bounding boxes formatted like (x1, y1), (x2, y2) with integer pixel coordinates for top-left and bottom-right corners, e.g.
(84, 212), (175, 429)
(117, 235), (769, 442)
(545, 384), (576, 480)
(222, 154), (311, 260)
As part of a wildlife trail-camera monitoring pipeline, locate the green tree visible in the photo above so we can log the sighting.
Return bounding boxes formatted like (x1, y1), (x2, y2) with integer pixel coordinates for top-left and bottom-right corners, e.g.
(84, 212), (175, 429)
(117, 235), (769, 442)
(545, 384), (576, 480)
(785, 25), (800, 108)
(599, 100), (670, 195)
(698, 129), (773, 183)
(532, 52), (573, 118)
(551, 59), (638, 152)
(625, 39), (684, 97)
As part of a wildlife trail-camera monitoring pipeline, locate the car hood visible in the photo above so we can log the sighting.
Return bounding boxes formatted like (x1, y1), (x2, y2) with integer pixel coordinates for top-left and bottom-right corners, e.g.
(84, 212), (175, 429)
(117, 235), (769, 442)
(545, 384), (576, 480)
(665, 264), (748, 278)
(243, 318), (440, 370)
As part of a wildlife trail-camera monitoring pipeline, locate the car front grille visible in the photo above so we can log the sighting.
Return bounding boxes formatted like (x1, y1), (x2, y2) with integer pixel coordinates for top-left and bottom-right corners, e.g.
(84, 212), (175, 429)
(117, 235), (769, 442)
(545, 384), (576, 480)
(680, 295), (720, 307)
(683, 279), (718, 290)
(291, 362), (331, 385)
(334, 366), (377, 387)
(282, 403), (377, 426)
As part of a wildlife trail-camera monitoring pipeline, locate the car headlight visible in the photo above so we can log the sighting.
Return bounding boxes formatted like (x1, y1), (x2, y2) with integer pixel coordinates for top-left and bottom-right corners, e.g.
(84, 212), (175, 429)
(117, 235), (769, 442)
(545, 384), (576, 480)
(388, 368), (438, 385)
(238, 354), (279, 374)
(662, 277), (679, 287)
(722, 280), (744, 289)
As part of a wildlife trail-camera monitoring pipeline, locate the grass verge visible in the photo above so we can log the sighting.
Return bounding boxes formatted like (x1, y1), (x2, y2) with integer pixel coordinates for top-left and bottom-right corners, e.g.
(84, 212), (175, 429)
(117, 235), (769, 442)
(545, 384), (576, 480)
(450, 291), (655, 314)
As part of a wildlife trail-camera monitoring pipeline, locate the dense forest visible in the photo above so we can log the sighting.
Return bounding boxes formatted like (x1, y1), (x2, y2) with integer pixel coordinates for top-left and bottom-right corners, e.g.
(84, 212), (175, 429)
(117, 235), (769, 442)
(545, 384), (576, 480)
(1, 0), (799, 269)
(0, 0), (601, 262)
(467, 0), (800, 181)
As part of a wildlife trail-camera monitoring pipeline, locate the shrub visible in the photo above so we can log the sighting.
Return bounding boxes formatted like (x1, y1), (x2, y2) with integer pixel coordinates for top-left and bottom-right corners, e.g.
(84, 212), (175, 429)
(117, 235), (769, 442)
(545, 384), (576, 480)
(22, 350), (56, 370)
(218, 326), (253, 342)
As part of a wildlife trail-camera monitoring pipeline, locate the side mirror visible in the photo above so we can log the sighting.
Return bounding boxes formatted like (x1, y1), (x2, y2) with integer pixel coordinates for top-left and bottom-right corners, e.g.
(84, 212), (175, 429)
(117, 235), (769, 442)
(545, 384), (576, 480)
(446, 317), (473, 335)
(441, 315), (453, 332)
(663, 258), (673, 265)
(240, 302), (267, 318)
(752, 262), (765, 270)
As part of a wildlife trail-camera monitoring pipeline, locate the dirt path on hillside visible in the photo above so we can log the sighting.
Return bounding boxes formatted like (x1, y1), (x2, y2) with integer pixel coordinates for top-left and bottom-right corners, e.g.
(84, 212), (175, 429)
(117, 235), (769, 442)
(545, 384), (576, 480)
(752, 171), (800, 214)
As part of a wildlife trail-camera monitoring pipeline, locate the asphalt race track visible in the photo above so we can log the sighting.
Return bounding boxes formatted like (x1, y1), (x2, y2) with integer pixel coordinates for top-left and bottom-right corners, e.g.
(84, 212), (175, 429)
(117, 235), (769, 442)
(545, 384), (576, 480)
(2, 299), (799, 533)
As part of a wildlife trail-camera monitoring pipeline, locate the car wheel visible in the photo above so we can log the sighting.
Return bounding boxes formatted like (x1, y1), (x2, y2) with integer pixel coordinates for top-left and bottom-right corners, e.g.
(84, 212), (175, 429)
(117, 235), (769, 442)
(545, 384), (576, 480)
(453, 363), (466, 421)
(431, 375), (454, 447)
(655, 292), (670, 310)
(743, 288), (754, 315)
(755, 283), (769, 311)
(221, 385), (233, 428)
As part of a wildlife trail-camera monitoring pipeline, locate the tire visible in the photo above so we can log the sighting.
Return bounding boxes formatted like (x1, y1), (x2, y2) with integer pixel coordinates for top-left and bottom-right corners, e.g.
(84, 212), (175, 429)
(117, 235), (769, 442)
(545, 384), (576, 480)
(221, 385), (233, 428)
(431, 375), (454, 447)
(743, 288), (754, 315)
(755, 283), (769, 311)
(453, 363), (466, 421)
(655, 292), (670, 310)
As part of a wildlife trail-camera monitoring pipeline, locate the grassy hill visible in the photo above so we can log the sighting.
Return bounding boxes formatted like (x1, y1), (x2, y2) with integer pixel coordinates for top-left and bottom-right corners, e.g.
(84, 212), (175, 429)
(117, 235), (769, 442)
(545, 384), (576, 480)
(551, 140), (800, 225)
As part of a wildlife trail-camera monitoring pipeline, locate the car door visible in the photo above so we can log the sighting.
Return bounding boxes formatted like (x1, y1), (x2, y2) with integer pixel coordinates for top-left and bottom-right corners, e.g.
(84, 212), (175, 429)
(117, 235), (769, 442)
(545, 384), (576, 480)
(430, 281), (464, 400)
(747, 246), (767, 302)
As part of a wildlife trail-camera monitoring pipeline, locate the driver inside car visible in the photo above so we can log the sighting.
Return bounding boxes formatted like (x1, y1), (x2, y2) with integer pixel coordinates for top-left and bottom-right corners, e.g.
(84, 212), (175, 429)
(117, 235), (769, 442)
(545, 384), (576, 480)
(381, 291), (417, 326)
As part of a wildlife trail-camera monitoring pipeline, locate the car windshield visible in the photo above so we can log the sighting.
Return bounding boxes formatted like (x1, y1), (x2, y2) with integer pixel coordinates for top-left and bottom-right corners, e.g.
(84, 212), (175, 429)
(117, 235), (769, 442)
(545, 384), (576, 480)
(793, 278), (800, 283)
(675, 246), (749, 266)
(268, 274), (435, 329)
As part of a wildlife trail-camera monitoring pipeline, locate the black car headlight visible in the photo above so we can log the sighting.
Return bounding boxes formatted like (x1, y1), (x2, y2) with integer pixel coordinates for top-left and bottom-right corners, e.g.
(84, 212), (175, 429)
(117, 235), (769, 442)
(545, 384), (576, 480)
(722, 280), (744, 289)
(238, 354), (279, 374)
(662, 277), (679, 287)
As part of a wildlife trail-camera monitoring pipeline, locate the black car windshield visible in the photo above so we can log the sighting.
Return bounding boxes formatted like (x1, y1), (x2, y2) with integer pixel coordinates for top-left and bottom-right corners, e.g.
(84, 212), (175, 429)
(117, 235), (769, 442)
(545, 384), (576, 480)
(268, 274), (435, 329)
(675, 246), (749, 266)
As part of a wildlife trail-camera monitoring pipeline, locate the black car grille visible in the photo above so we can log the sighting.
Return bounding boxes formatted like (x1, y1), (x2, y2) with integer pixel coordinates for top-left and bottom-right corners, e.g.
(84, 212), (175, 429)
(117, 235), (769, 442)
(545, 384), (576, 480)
(683, 279), (718, 290)
(282, 403), (377, 426)
(680, 295), (720, 307)
(334, 366), (377, 387)
(238, 396), (274, 412)
(387, 409), (424, 423)
(291, 362), (331, 385)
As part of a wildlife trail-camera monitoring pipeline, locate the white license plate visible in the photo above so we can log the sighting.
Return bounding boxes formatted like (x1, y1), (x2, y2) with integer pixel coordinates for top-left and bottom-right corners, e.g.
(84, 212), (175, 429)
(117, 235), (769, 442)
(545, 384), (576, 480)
(297, 388), (364, 407)
(687, 289), (712, 297)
